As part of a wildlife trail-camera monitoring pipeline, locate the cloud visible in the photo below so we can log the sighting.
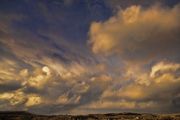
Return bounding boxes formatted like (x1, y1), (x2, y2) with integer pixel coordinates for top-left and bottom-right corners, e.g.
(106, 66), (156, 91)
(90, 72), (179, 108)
(96, 61), (180, 112)
(69, 61), (179, 114)
(0, 1), (180, 114)
(0, 48), (111, 114)
(89, 4), (180, 62)
(25, 94), (42, 107)
(150, 62), (180, 78)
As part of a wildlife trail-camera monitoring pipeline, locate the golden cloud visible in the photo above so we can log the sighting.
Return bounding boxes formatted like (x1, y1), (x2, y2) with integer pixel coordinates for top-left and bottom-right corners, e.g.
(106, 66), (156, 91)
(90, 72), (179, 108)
(89, 4), (180, 61)
(25, 94), (42, 107)
(102, 61), (180, 103)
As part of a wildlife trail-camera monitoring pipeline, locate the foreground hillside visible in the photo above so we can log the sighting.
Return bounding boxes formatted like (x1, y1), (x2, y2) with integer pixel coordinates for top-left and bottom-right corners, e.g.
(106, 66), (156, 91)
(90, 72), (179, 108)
(0, 111), (179, 120)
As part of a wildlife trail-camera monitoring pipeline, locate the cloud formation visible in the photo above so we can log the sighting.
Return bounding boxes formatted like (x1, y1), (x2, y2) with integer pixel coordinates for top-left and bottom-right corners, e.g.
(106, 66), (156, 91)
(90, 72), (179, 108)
(89, 4), (180, 62)
(87, 3), (180, 114)
(0, 1), (180, 115)
(76, 61), (180, 113)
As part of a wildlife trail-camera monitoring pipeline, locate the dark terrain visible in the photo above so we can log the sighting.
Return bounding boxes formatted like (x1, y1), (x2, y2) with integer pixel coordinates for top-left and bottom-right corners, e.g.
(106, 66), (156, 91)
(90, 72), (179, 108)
(0, 111), (179, 120)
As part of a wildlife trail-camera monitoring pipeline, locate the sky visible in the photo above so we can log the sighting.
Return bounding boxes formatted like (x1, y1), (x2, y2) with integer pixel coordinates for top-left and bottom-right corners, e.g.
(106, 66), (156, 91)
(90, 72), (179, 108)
(0, 0), (180, 115)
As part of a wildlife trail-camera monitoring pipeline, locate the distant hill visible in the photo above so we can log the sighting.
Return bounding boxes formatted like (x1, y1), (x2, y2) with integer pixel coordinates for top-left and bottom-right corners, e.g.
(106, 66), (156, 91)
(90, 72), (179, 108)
(0, 111), (179, 120)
